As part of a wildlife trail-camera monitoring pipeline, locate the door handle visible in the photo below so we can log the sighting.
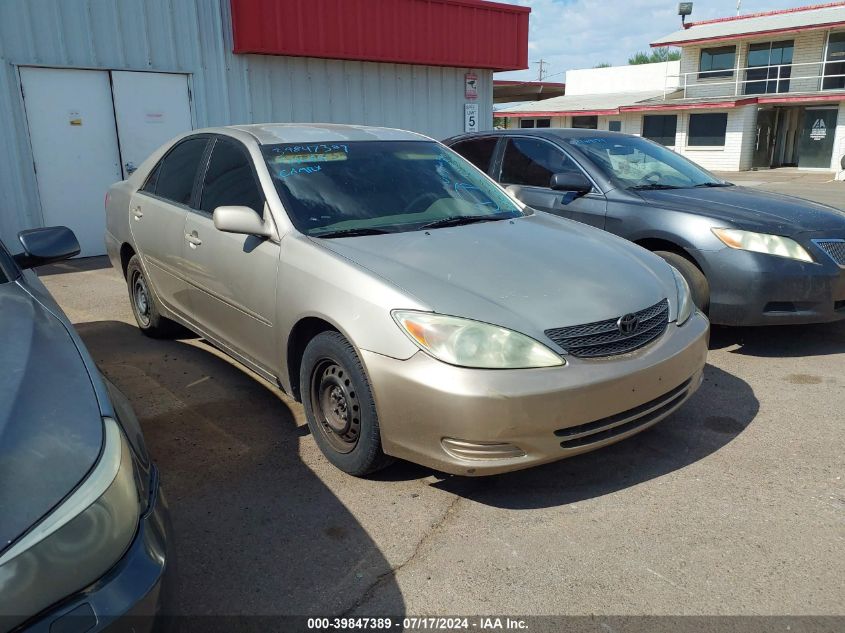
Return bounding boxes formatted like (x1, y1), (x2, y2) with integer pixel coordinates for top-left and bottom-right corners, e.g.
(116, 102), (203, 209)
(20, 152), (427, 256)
(132, 207), (143, 220)
(185, 233), (202, 247)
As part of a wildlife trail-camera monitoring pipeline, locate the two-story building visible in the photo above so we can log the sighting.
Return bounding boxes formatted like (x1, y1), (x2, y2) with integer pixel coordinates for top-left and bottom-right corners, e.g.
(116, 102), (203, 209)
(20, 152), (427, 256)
(498, 1), (845, 173)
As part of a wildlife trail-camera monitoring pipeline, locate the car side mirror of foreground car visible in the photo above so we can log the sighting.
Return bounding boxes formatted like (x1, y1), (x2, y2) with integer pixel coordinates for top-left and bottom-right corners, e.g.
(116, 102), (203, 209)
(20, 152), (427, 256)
(550, 172), (592, 195)
(213, 206), (275, 239)
(14, 226), (80, 269)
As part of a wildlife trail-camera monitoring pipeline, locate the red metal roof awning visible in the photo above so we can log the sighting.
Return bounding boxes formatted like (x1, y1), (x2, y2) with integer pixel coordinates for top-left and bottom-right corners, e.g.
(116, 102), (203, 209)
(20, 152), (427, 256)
(230, 0), (530, 71)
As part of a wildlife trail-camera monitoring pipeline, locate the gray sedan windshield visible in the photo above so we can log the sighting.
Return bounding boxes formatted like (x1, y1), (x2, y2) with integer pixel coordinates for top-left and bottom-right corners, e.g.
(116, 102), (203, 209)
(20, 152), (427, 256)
(566, 136), (728, 190)
(262, 141), (522, 236)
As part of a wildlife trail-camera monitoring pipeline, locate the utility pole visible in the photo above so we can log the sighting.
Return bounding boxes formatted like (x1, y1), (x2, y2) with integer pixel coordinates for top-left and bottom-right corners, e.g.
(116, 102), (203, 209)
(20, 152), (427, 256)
(532, 59), (548, 81)
(736, 0), (741, 15)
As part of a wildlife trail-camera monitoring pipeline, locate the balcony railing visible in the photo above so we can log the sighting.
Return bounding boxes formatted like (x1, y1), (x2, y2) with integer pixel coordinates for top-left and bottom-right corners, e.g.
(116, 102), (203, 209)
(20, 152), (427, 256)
(664, 60), (845, 100)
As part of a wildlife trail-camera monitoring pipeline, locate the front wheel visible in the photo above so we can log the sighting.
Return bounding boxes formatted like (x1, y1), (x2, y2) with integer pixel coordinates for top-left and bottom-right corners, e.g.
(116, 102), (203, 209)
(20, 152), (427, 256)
(300, 331), (393, 476)
(126, 255), (182, 338)
(655, 250), (710, 315)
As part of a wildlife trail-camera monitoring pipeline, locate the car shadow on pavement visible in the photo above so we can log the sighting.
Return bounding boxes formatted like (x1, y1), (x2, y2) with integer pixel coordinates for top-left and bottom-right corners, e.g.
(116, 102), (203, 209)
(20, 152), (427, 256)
(709, 321), (845, 357)
(430, 363), (758, 510)
(73, 320), (405, 619)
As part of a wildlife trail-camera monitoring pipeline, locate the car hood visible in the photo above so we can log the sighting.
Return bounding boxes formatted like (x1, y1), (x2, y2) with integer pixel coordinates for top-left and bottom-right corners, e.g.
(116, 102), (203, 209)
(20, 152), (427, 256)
(0, 281), (103, 555)
(315, 212), (676, 343)
(635, 185), (845, 234)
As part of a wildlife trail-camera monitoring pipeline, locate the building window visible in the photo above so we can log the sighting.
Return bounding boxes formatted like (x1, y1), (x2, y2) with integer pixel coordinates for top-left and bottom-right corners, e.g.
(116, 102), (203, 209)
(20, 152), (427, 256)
(608, 120), (622, 132)
(745, 40), (793, 94)
(642, 115), (678, 146)
(519, 118), (551, 128)
(688, 113), (728, 147)
(823, 31), (845, 90)
(699, 46), (736, 79)
(572, 115), (598, 129)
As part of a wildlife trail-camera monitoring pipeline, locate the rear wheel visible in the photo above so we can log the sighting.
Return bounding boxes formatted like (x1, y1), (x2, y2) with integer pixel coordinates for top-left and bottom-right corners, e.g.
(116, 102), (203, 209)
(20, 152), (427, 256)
(300, 331), (393, 476)
(126, 255), (182, 338)
(655, 250), (710, 315)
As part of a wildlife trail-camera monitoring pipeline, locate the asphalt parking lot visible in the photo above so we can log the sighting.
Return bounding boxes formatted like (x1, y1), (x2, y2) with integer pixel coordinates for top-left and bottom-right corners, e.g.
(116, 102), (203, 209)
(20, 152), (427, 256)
(40, 178), (844, 620)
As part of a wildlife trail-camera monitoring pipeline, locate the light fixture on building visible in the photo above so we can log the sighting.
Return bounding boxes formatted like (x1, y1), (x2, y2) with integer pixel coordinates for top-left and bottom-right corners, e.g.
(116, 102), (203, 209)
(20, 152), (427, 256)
(678, 2), (693, 26)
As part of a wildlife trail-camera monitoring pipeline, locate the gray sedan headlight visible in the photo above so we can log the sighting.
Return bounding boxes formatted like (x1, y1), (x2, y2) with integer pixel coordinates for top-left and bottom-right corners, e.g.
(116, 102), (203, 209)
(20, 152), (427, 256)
(670, 266), (694, 326)
(712, 228), (813, 263)
(392, 310), (564, 368)
(0, 418), (141, 625)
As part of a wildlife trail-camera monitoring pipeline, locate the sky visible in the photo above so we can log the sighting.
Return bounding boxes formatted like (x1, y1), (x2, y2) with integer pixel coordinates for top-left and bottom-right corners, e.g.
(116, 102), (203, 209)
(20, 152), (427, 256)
(494, 0), (816, 81)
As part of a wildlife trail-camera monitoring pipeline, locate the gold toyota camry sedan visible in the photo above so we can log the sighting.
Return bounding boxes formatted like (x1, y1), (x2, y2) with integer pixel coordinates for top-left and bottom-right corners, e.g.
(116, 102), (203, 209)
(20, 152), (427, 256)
(105, 124), (709, 477)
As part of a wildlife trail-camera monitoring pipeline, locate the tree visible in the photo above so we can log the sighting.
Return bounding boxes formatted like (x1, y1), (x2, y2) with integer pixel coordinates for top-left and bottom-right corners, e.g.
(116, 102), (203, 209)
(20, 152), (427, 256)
(628, 47), (680, 65)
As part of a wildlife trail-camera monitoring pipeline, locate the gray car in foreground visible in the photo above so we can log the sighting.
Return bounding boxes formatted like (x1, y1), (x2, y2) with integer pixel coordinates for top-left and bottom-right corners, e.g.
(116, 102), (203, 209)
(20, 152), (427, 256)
(105, 123), (709, 477)
(0, 228), (170, 633)
(446, 129), (845, 326)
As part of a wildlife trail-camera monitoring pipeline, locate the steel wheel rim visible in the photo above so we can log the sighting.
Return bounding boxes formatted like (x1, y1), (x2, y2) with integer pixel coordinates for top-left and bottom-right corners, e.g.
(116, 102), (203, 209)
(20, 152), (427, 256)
(132, 272), (151, 327)
(310, 359), (361, 454)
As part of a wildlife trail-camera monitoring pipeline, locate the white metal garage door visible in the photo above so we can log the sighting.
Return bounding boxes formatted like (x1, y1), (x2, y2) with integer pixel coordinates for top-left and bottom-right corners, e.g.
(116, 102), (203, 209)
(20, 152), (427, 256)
(19, 68), (192, 257)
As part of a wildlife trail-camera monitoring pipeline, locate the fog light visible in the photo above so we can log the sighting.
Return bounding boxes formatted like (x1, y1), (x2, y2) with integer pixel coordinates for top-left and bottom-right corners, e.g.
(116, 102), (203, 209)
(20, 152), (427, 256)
(441, 438), (526, 460)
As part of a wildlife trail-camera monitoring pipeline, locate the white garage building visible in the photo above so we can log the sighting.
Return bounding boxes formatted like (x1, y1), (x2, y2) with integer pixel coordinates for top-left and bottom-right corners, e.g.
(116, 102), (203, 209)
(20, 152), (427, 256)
(0, 0), (529, 255)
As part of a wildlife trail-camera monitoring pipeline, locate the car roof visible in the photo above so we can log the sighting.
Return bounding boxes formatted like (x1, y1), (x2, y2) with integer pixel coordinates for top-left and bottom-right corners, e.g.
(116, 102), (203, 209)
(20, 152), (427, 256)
(445, 128), (627, 144)
(221, 123), (432, 145)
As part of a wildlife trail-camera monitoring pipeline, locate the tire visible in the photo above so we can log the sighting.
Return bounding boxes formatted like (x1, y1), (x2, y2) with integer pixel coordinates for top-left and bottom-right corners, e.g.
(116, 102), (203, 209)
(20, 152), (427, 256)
(300, 331), (393, 476)
(655, 250), (710, 315)
(126, 254), (182, 338)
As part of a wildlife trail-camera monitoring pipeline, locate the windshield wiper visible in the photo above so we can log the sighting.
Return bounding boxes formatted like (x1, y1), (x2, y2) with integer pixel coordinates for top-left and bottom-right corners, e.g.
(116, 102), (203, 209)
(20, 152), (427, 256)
(312, 227), (393, 239)
(420, 214), (507, 230)
(629, 183), (682, 191)
(691, 182), (732, 188)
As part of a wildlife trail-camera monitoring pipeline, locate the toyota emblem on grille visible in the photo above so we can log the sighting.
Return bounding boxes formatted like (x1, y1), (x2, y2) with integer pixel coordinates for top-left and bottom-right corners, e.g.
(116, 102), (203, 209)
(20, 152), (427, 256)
(617, 313), (640, 334)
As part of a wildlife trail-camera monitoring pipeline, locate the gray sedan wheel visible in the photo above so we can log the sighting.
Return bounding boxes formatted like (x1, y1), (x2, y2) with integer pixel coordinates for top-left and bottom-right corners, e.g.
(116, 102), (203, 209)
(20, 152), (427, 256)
(655, 250), (710, 315)
(300, 331), (393, 476)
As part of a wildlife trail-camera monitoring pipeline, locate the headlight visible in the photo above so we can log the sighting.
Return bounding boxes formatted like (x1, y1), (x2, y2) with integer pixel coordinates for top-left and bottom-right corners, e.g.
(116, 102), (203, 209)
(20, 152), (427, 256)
(0, 418), (142, 627)
(392, 310), (564, 368)
(712, 228), (813, 263)
(669, 266), (694, 326)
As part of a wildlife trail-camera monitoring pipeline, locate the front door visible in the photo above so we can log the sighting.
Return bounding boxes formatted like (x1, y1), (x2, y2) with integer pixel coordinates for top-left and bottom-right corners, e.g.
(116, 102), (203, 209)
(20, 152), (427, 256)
(182, 137), (281, 373)
(752, 109), (777, 169)
(498, 136), (607, 228)
(798, 108), (838, 169)
(111, 71), (193, 178)
(19, 68), (122, 256)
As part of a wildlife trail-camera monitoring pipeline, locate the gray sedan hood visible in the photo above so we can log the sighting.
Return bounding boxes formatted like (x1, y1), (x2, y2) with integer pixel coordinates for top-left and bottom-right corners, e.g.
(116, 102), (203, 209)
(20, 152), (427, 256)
(316, 212), (675, 341)
(0, 282), (103, 554)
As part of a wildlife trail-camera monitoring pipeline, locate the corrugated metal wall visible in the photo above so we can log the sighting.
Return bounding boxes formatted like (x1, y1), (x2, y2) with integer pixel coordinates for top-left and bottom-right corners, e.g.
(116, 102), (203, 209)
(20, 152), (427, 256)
(0, 0), (493, 244)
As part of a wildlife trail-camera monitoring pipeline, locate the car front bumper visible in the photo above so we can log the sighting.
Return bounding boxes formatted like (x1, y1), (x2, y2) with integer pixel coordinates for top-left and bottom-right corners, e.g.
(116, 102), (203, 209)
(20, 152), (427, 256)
(695, 245), (845, 326)
(18, 469), (172, 633)
(363, 312), (709, 476)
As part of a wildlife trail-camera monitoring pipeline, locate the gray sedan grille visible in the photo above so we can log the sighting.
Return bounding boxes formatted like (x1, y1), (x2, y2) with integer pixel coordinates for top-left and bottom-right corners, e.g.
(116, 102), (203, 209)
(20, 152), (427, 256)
(545, 299), (669, 358)
(813, 239), (845, 266)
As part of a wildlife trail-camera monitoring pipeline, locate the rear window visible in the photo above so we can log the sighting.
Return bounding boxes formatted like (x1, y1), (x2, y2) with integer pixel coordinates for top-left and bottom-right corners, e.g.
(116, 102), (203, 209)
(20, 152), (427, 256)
(0, 242), (14, 283)
(449, 137), (498, 173)
(152, 138), (209, 205)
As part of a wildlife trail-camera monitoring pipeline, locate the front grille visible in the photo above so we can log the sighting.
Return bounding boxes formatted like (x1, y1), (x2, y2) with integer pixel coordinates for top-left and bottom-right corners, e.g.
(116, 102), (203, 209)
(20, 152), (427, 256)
(545, 299), (669, 358)
(554, 378), (692, 450)
(813, 239), (845, 266)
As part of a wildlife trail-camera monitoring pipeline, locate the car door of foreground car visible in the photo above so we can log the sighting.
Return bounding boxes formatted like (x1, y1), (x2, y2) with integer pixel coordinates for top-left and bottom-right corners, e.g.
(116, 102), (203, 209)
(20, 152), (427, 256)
(496, 136), (607, 229)
(129, 136), (210, 317)
(182, 136), (281, 373)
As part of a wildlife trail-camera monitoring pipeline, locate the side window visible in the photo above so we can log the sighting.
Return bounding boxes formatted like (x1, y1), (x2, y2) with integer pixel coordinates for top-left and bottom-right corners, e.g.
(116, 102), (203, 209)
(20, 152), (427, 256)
(450, 137), (498, 173)
(200, 139), (265, 215)
(500, 138), (580, 188)
(155, 138), (209, 206)
(141, 162), (162, 193)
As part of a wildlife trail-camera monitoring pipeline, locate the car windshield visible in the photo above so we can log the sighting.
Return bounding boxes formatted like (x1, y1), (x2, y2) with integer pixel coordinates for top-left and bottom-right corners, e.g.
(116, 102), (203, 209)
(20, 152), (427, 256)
(261, 140), (523, 237)
(565, 136), (730, 190)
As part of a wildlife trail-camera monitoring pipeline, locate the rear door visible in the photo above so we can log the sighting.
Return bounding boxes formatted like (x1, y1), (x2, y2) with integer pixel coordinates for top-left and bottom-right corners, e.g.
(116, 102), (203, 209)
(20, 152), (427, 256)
(496, 137), (607, 229)
(182, 136), (281, 372)
(130, 136), (210, 317)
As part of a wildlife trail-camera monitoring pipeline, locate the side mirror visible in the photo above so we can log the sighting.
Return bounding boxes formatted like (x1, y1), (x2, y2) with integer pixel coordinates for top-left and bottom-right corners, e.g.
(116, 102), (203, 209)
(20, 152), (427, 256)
(213, 206), (274, 238)
(14, 226), (80, 269)
(550, 172), (593, 194)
